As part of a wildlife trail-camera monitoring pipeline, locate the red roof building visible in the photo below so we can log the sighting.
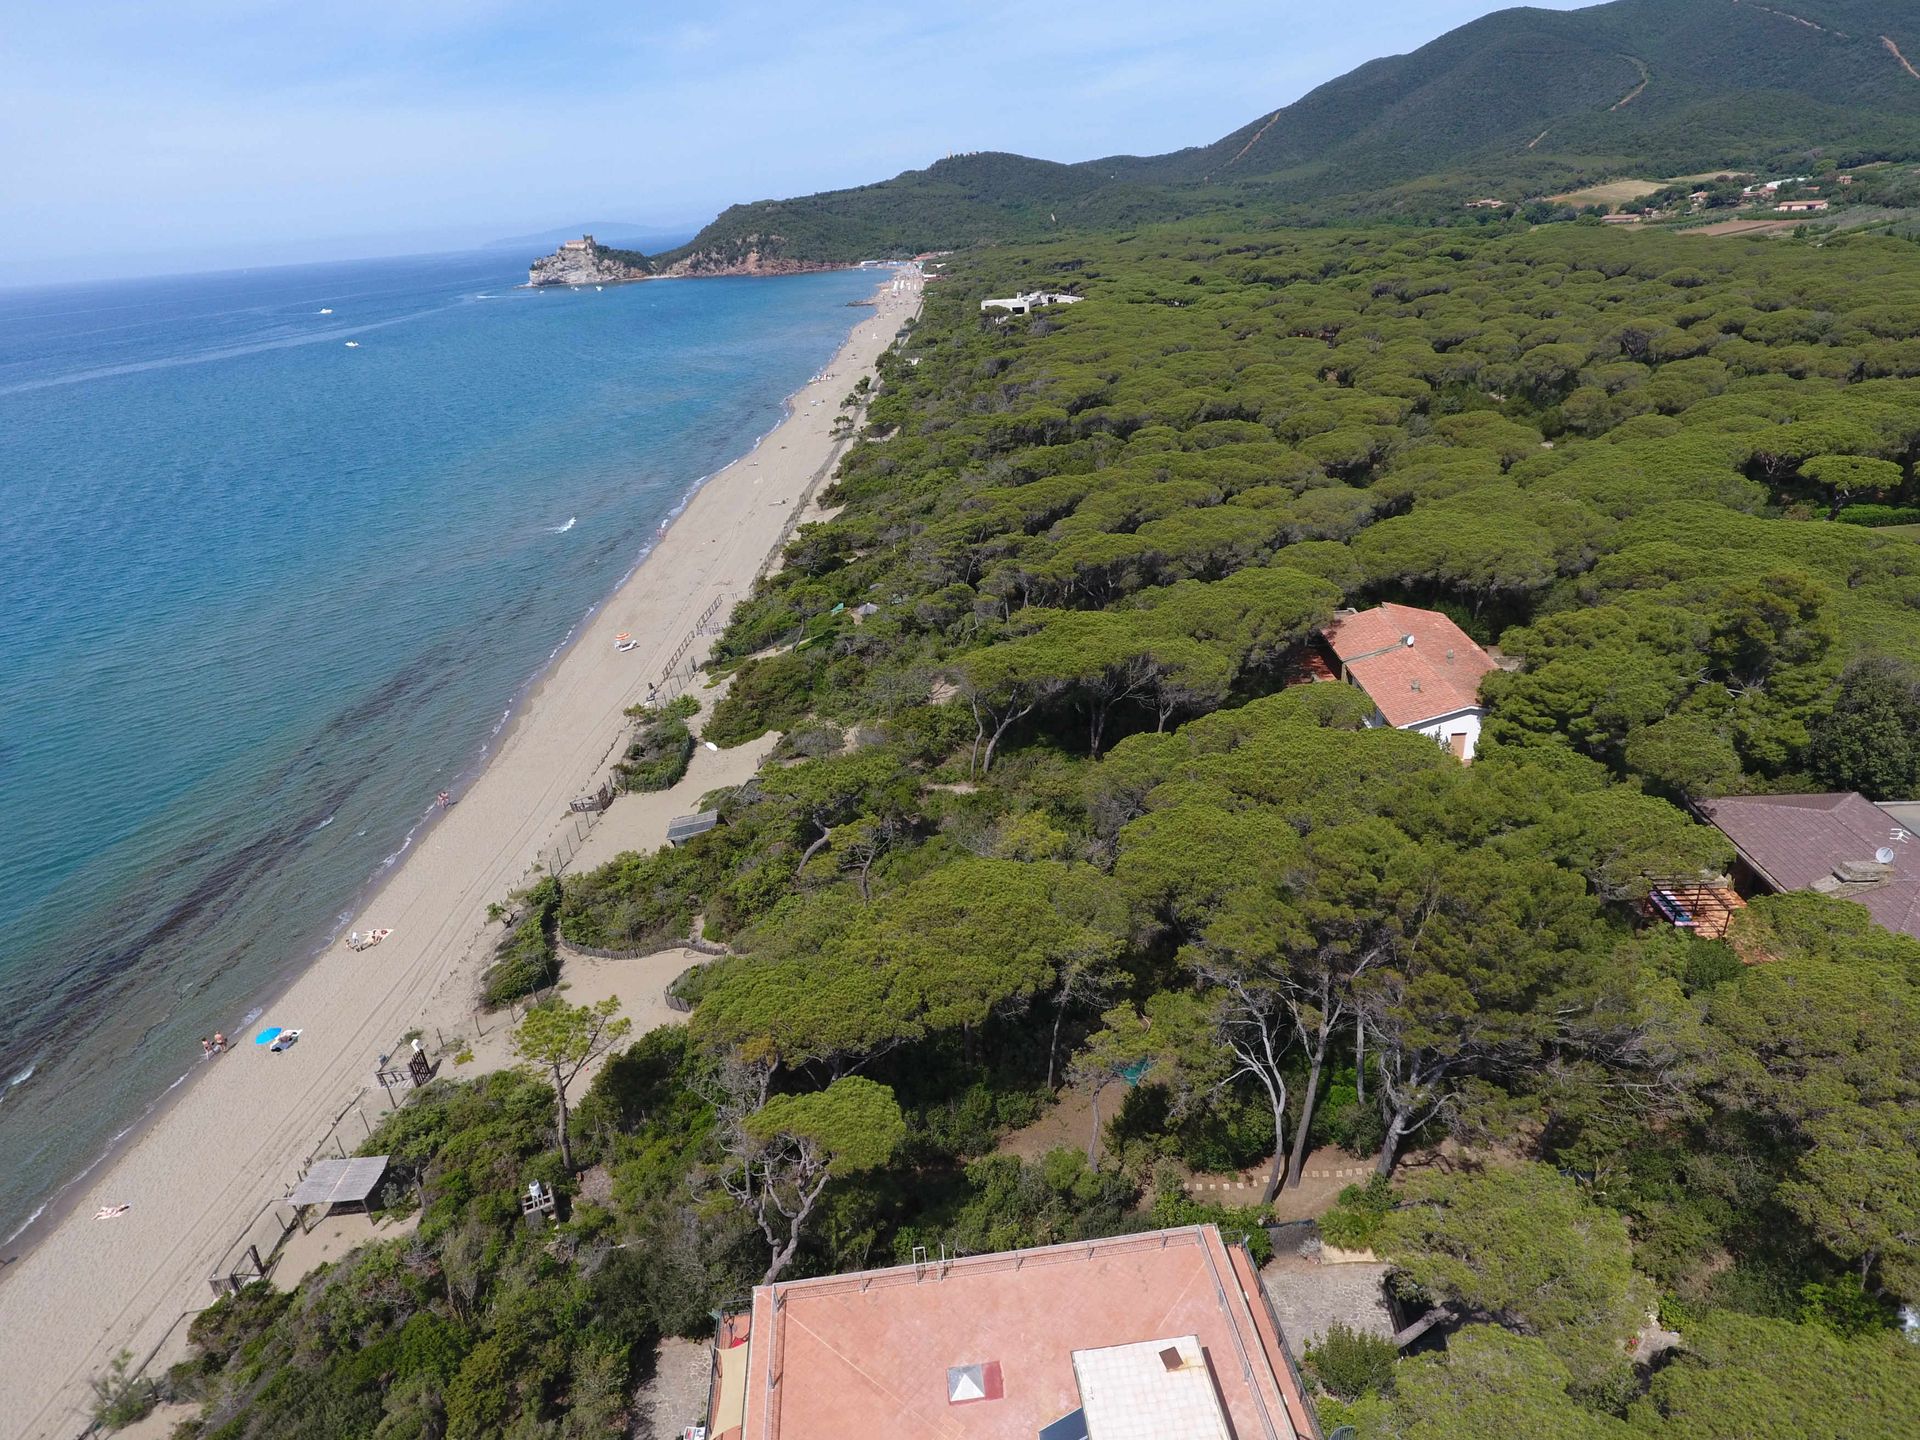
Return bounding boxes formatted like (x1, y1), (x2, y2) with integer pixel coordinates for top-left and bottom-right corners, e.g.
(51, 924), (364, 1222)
(711, 1225), (1319, 1440)
(1318, 604), (1498, 760)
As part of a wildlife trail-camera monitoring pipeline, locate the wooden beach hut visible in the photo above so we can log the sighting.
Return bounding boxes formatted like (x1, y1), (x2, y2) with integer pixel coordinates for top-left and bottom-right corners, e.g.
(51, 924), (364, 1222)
(288, 1155), (391, 1231)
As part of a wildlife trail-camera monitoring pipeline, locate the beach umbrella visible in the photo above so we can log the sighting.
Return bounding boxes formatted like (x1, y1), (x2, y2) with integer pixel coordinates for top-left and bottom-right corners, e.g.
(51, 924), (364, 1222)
(254, 1026), (283, 1046)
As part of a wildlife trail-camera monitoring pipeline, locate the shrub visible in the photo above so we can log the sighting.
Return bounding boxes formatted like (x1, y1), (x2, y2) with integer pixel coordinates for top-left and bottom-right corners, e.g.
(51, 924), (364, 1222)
(1304, 1322), (1399, 1400)
(618, 696), (699, 792)
(1314, 1082), (1387, 1158)
(1318, 1174), (1395, 1251)
(1148, 1188), (1276, 1265)
(705, 651), (820, 746)
(479, 876), (560, 1007)
(90, 1351), (158, 1430)
(1834, 503), (1920, 527)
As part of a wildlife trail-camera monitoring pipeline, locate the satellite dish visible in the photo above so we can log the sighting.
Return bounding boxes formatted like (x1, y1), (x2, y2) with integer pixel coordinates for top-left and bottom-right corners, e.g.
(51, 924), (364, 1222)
(1877, 846), (1897, 864)
(1402, 634), (1416, 647)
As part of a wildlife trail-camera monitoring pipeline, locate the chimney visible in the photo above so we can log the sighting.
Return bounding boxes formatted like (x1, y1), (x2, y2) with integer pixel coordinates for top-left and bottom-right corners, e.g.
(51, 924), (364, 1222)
(1410, 678), (1422, 692)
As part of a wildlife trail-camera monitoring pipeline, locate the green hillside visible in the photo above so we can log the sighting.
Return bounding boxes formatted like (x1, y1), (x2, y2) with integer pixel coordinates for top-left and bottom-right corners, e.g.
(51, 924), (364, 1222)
(658, 0), (1920, 268)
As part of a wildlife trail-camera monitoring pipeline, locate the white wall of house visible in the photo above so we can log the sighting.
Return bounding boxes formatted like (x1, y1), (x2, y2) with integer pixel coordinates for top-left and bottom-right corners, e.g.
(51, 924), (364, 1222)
(1363, 705), (1485, 761)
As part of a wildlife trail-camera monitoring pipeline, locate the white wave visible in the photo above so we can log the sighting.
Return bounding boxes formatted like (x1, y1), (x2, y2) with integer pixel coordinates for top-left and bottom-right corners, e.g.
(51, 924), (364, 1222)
(314, 815), (334, 831)
(548, 516), (576, 534)
(3, 1202), (47, 1246)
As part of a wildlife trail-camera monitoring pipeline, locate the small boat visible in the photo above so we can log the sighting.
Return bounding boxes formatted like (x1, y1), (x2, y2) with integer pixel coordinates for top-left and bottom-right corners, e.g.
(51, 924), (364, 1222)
(614, 632), (638, 653)
(595, 286), (603, 292)
(319, 308), (333, 315)
(344, 341), (360, 348)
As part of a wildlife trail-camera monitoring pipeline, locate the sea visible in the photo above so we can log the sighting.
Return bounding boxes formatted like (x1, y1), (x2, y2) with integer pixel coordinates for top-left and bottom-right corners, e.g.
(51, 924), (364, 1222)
(0, 250), (880, 1248)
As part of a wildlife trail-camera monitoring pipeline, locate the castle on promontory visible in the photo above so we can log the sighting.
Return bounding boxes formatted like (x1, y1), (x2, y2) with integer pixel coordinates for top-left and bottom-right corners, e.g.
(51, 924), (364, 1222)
(527, 235), (654, 287)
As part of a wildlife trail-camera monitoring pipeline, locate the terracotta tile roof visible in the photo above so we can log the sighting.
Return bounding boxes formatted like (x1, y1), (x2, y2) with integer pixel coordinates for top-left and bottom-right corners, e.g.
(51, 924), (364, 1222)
(736, 1226), (1311, 1440)
(1320, 604), (1496, 728)
(1696, 793), (1920, 941)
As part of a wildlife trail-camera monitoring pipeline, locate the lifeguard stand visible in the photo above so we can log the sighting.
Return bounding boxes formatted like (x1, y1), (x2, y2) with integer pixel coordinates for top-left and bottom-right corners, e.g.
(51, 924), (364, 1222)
(521, 1179), (558, 1226)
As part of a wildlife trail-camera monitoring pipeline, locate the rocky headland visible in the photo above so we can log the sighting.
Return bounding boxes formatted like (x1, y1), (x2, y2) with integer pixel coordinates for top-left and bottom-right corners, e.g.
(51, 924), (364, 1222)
(527, 236), (654, 287)
(528, 232), (848, 285)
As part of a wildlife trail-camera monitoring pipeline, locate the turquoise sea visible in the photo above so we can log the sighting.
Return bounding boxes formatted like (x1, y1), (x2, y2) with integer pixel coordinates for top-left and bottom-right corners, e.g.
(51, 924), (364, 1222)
(0, 251), (878, 1245)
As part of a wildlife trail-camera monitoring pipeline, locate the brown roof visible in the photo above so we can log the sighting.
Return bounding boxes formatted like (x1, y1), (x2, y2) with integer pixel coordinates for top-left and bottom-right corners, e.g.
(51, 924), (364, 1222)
(735, 1226), (1314, 1440)
(1696, 793), (1920, 940)
(1321, 604), (1497, 728)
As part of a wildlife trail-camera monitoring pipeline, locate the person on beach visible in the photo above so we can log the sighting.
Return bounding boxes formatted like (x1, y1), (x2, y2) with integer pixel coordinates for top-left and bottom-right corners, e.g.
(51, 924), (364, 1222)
(201, 1037), (212, 1057)
(213, 1032), (227, 1053)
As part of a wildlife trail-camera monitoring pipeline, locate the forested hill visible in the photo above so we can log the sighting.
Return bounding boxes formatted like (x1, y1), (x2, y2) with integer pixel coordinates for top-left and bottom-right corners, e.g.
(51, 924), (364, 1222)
(656, 0), (1920, 269)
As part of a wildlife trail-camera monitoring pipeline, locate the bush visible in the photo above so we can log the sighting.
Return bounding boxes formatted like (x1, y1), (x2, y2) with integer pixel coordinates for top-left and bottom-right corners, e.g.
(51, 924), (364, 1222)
(617, 696), (699, 792)
(1147, 1188), (1276, 1265)
(90, 1351), (158, 1430)
(705, 651), (820, 746)
(479, 876), (560, 1007)
(1834, 503), (1920, 527)
(1314, 1082), (1387, 1158)
(1304, 1322), (1399, 1400)
(1318, 1174), (1395, 1251)
(1682, 939), (1745, 993)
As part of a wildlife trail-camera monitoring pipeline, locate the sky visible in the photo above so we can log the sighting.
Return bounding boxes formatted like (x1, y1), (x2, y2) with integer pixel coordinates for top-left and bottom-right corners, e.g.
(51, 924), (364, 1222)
(2, 0), (1599, 281)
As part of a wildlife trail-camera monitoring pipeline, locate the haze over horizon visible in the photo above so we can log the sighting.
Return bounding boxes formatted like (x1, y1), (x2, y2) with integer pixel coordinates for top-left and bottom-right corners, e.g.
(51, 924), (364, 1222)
(7, 0), (1597, 284)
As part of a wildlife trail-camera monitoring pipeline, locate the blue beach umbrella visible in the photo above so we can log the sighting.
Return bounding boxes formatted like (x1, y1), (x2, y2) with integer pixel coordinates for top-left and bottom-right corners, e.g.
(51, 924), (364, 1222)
(254, 1026), (284, 1046)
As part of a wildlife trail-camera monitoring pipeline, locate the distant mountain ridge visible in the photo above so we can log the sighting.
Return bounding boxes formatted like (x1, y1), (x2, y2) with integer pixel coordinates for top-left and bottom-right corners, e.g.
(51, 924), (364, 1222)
(491, 222), (696, 253)
(650, 0), (1920, 270)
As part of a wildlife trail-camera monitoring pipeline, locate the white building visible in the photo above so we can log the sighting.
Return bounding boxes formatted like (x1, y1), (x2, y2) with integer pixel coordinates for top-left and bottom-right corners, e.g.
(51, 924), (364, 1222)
(980, 290), (1085, 315)
(1318, 603), (1499, 761)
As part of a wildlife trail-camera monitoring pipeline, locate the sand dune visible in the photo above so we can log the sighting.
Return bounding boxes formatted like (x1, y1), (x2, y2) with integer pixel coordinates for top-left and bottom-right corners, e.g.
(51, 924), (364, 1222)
(0, 275), (920, 1438)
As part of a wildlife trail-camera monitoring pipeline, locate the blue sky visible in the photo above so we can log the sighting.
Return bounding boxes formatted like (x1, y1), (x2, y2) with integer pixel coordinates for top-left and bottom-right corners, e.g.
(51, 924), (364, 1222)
(3, 1), (1596, 279)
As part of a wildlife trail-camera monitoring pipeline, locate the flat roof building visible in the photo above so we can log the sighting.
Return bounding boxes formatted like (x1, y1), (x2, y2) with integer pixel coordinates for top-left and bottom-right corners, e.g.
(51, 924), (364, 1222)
(713, 1225), (1318, 1440)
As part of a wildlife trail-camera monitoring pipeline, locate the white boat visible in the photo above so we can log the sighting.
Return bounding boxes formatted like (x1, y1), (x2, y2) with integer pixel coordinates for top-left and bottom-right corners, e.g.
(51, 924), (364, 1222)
(344, 341), (360, 348)
(595, 286), (603, 292)
(319, 308), (333, 315)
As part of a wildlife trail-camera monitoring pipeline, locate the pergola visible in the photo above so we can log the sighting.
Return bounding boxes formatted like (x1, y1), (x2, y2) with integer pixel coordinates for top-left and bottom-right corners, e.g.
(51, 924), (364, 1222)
(288, 1155), (390, 1229)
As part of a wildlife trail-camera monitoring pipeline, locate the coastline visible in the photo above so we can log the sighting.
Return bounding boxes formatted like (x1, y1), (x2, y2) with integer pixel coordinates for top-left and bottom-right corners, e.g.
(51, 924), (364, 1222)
(0, 271), (921, 1438)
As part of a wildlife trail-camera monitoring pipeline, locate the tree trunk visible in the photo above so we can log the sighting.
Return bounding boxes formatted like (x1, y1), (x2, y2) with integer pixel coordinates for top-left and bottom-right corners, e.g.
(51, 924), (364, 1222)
(795, 823), (831, 875)
(1086, 1085), (1102, 1168)
(1353, 1016), (1366, 1104)
(554, 1076), (574, 1172)
(1261, 1142), (1287, 1205)
(1285, 1049), (1326, 1189)
(1259, 1079), (1289, 1205)
(1376, 1107), (1411, 1177)
(980, 706), (1030, 775)
(1047, 984), (1071, 1092)
(760, 1172), (831, 1287)
(1391, 1305), (1450, 1349)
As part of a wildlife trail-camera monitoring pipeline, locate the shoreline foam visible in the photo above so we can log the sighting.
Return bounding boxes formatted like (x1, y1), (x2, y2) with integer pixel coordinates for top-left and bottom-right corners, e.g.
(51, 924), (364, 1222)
(0, 282), (885, 1262)
(0, 271), (920, 1436)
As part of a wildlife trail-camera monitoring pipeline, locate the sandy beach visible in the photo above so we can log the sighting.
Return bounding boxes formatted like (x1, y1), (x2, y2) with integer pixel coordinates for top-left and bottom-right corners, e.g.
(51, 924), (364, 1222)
(0, 271), (921, 1438)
